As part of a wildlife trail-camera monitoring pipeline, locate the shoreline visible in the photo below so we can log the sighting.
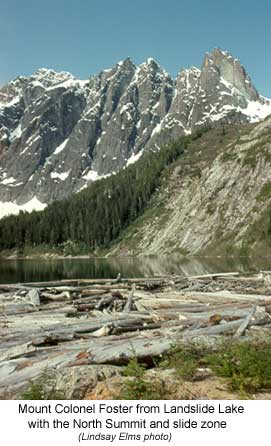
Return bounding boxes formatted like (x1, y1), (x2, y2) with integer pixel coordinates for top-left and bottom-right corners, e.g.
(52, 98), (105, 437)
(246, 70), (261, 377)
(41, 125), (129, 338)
(2, 251), (271, 261)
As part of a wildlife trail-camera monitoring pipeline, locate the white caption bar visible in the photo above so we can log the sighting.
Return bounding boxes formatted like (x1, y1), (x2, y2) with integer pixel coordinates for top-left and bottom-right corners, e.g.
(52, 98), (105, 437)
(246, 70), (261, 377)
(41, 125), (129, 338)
(0, 400), (269, 446)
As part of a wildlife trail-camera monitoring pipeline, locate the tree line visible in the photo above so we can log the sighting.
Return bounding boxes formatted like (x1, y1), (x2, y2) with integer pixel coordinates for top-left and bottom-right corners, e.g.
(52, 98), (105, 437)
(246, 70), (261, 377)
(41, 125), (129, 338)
(0, 135), (198, 253)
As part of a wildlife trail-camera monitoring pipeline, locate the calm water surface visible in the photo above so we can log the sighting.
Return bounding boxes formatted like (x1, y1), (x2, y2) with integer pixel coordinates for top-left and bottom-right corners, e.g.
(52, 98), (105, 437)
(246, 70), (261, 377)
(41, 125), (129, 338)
(0, 256), (271, 284)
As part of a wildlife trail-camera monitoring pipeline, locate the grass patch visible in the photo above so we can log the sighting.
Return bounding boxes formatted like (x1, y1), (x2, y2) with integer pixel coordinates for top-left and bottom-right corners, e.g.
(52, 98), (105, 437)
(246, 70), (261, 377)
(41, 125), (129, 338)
(117, 357), (166, 400)
(220, 151), (238, 163)
(160, 341), (271, 395)
(160, 344), (203, 381)
(242, 136), (271, 168)
(207, 341), (271, 393)
(256, 181), (271, 202)
(242, 142), (259, 168)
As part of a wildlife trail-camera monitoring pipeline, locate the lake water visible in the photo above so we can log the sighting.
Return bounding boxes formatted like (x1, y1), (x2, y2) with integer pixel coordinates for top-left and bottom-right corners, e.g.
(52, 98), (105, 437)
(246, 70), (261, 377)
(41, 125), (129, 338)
(0, 255), (271, 284)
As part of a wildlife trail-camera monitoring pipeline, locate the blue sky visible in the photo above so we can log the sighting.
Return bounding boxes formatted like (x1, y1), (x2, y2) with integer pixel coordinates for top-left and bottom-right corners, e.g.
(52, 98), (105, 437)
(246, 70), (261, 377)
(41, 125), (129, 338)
(1, 0), (271, 96)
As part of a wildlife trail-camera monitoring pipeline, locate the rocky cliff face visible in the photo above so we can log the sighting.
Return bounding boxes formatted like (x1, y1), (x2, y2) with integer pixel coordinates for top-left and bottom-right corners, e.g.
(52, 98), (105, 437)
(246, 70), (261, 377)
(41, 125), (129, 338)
(110, 116), (271, 256)
(0, 48), (270, 217)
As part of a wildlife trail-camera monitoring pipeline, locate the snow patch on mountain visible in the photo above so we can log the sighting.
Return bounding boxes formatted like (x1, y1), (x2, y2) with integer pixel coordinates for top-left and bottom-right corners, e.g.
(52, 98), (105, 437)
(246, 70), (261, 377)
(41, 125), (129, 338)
(10, 123), (23, 142)
(126, 150), (144, 166)
(241, 99), (271, 122)
(54, 139), (69, 155)
(1, 177), (16, 185)
(82, 170), (100, 181)
(0, 196), (47, 219)
(50, 170), (71, 181)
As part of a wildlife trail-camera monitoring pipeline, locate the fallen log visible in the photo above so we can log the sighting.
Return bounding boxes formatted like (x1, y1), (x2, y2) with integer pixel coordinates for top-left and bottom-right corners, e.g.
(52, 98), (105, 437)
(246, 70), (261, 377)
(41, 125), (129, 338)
(88, 335), (175, 365)
(74, 303), (96, 312)
(0, 342), (36, 362)
(95, 295), (116, 310)
(73, 295), (108, 305)
(234, 304), (257, 338)
(41, 291), (71, 302)
(32, 333), (75, 346)
(185, 319), (242, 337)
(186, 290), (270, 303)
(112, 322), (161, 335)
(19, 276), (171, 288)
(124, 283), (136, 312)
(90, 324), (114, 337)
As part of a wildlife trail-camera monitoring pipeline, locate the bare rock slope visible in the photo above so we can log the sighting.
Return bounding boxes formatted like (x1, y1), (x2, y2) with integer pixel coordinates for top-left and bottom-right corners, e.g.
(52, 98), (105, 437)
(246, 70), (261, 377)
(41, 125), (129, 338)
(110, 116), (271, 255)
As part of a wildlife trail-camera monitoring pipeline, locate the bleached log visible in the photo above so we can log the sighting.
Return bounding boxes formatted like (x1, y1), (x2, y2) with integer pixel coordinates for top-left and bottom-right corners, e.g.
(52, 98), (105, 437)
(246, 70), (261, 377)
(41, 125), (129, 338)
(32, 333), (75, 346)
(112, 322), (161, 335)
(74, 303), (96, 312)
(73, 295), (106, 305)
(0, 284), (33, 292)
(185, 319), (242, 337)
(234, 304), (257, 338)
(90, 324), (114, 337)
(88, 335), (174, 365)
(186, 290), (270, 303)
(124, 283), (136, 312)
(24, 288), (40, 306)
(134, 300), (148, 312)
(41, 291), (71, 302)
(20, 277), (169, 288)
(95, 295), (115, 310)
(80, 290), (108, 297)
(72, 317), (142, 335)
(0, 342), (36, 362)
(250, 306), (271, 326)
(173, 273), (241, 283)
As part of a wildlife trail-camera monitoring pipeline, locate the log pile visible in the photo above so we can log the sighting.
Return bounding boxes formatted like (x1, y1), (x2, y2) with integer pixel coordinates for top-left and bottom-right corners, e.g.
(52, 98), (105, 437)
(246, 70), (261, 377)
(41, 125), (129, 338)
(1, 271), (271, 399)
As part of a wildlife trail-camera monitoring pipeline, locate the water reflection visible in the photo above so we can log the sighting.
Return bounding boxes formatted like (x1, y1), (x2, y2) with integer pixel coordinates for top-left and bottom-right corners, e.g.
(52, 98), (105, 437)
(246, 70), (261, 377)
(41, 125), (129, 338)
(0, 255), (271, 284)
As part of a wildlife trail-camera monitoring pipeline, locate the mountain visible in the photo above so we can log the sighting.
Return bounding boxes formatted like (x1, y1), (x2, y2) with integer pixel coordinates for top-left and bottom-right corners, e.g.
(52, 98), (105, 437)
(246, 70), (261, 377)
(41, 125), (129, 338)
(0, 48), (270, 218)
(2, 116), (271, 257)
(110, 116), (271, 257)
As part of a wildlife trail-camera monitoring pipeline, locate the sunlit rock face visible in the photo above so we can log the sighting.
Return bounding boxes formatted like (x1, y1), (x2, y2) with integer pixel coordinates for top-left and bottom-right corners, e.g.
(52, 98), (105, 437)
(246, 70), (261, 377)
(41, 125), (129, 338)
(0, 48), (270, 217)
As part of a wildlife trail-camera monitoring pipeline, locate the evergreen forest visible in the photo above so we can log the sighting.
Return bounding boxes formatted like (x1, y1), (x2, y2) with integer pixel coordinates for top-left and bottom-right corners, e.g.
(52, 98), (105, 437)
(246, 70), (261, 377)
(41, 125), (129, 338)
(0, 134), (201, 253)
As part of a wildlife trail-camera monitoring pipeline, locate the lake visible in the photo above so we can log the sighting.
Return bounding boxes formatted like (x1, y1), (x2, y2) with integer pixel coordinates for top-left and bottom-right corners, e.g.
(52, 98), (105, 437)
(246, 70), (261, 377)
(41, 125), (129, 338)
(0, 255), (271, 284)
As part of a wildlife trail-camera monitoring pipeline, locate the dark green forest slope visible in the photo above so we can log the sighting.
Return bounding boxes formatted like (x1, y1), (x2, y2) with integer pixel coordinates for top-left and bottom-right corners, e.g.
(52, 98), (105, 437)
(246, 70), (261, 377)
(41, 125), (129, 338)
(0, 133), (202, 254)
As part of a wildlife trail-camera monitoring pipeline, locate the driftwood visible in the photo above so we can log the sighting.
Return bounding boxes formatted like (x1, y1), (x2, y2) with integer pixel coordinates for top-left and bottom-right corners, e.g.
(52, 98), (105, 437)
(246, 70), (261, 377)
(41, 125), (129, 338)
(186, 272), (241, 279)
(95, 295), (116, 310)
(41, 291), (71, 302)
(234, 304), (258, 337)
(124, 283), (136, 312)
(25, 289), (40, 306)
(1, 271), (271, 398)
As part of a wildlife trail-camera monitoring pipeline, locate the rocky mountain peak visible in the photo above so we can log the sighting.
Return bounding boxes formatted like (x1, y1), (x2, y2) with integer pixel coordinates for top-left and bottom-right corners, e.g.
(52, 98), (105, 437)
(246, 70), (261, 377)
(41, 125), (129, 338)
(0, 48), (271, 218)
(136, 58), (171, 82)
(202, 48), (259, 101)
(0, 76), (27, 106)
(140, 57), (162, 72)
(30, 68), (74, 88)
(89, 58), (135, 96)
(116, 57), (135, 69)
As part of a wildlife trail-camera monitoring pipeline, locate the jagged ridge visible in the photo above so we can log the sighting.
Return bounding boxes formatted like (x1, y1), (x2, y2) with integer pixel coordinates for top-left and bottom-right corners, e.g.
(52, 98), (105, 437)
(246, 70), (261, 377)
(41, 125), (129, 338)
(0, 48), (270, 218)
